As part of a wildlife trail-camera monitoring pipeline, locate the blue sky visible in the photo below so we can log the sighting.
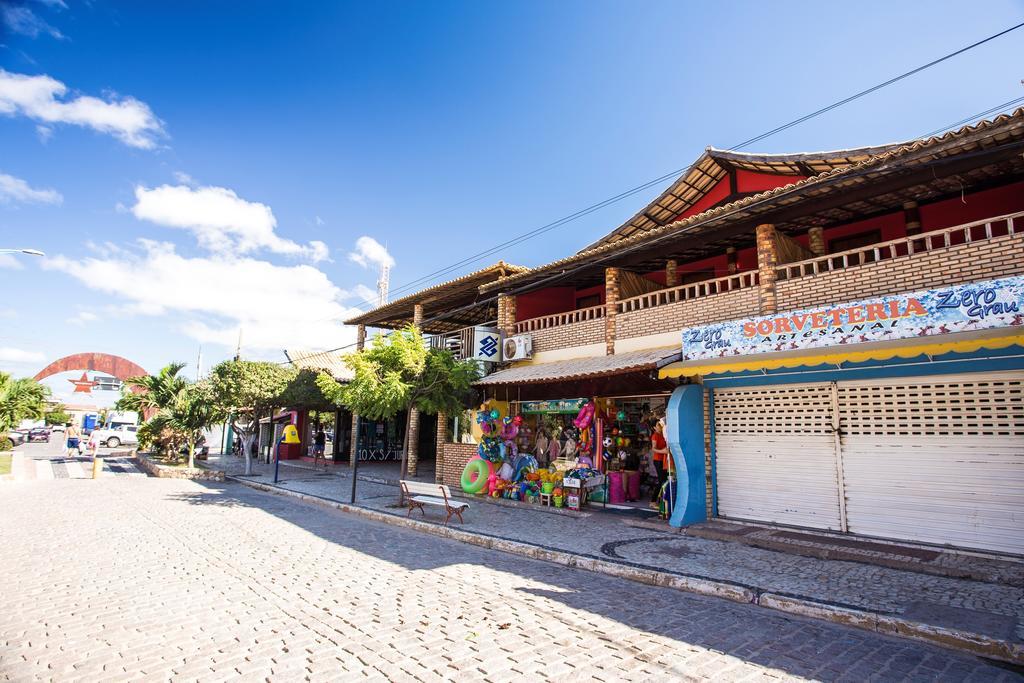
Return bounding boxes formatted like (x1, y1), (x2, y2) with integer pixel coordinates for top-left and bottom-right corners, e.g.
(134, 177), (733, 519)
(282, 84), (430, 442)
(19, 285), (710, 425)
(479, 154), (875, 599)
(1, 1), (1022, 403)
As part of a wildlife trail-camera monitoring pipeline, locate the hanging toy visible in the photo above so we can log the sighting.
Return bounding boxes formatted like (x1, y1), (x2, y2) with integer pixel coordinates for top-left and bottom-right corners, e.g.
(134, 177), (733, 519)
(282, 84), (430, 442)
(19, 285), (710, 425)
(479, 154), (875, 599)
(573, 401), (595, 430)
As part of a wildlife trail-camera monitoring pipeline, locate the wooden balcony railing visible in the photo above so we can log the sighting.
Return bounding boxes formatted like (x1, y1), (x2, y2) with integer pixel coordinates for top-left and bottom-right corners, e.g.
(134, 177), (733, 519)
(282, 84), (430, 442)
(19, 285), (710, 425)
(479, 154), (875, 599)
(616, 270), (759, 314)
(777, 211), (1023, 281)
(513, 305), (604, 334)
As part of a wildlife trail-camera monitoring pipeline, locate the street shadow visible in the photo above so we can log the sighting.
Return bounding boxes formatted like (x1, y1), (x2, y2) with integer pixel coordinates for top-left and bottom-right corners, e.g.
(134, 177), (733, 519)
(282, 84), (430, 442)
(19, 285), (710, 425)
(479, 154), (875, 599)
(160, 478), (934, 680)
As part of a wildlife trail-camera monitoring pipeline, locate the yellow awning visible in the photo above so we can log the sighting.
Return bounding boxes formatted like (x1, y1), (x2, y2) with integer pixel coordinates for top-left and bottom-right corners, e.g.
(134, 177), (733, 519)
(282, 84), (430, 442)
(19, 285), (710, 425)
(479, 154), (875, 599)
(659, 332), (1024, 379)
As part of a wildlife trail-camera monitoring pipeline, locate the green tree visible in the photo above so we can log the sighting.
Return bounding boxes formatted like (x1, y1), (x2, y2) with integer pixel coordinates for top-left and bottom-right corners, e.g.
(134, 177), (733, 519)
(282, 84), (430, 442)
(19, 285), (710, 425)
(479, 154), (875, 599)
(116, 362), (188, 416)
(209, 360), (294, 475)
(117, 362), (189, 457)
(168, 382), (224, 469)
(44, 405), (71, 426)
(318, 325), (478, 483)
(0, 372), (49, 434)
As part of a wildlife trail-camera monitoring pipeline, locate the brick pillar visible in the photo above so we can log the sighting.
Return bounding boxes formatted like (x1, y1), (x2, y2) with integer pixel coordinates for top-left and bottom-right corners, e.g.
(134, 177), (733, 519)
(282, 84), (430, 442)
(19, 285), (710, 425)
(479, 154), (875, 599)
(407, 304), (424, 476)
(605, 267), (619, 355)
(665, 260), (678, 288)
(726, 247), (737, 274)
(434, 411), (446, 484)
(808, 227), (826, 256)
(497, 292), (516, 338)
(349, 324), (367, 468)
(903, 200), (921, 236)
(755, 224), (779, 315)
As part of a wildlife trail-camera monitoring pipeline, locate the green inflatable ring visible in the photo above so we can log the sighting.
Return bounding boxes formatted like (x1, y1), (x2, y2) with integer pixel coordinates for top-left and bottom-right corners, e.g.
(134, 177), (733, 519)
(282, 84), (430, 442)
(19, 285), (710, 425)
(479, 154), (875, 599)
(461, 458), (490, 494)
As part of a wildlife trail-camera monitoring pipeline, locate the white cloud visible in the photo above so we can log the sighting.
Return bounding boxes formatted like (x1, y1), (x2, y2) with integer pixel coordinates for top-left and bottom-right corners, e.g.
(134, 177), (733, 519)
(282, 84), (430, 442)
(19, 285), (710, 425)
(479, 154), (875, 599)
(0, 69), (164, 149)
(172, 170), (195, 185)
(1, 5), (64, 40)
(67, 310), (98, 326)
(348, 236), (394, 269)
(315, 215), (325, 226)
(0, 346), (45, 364)
(44, 240), (365, 353)
(0, 254), (24, 269)
(0, 171), (62, 205)
(131, 184), (329, 262)
(353, 283), (378, 305)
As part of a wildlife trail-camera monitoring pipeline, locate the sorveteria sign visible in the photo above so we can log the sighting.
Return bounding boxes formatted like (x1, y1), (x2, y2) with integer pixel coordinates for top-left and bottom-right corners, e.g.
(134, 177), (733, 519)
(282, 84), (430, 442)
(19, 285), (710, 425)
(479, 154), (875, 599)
(680, 275), (1024, 361)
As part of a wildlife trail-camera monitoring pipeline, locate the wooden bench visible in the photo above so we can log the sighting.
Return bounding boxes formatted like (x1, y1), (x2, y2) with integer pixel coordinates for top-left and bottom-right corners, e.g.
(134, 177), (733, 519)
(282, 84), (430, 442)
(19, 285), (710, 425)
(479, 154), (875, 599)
(400, 480), (469, 526)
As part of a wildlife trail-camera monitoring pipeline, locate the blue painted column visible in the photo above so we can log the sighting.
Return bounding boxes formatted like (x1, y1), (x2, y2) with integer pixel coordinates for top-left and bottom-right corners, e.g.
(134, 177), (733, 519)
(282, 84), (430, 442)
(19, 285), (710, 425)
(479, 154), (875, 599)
(665, 384), (706, 527)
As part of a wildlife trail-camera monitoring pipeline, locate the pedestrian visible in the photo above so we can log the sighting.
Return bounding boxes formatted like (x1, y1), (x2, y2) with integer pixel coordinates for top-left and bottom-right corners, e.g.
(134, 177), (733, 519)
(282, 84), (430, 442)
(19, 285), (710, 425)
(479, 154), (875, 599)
(649, 418), (669, 508)
(86, 428), (101, 459)
(313, 427), (327, 470)
(66, 423), (80, 456)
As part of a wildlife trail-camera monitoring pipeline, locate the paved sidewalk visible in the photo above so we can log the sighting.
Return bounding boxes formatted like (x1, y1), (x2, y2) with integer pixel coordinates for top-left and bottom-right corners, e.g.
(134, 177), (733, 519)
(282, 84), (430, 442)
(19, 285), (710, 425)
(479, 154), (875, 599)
(5, 441), (147, 481)
(205, 454), (1024, 662)
(6, 476), (1018, 681)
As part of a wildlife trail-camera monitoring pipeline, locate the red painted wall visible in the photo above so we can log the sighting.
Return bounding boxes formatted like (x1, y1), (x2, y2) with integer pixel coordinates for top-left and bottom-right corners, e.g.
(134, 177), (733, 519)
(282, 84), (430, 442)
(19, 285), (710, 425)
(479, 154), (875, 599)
(516, 287), (575, 321)
(736, 169), (806, 193)
(675, 177), (731, 221)
(920, 181), (1024, 231)
(514, 179), (1024, 320)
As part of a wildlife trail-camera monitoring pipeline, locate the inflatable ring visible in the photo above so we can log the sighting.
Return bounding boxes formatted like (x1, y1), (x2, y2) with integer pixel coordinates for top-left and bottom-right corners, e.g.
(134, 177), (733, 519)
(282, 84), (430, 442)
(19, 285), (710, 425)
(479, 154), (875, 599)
(461, 458), (492, 494)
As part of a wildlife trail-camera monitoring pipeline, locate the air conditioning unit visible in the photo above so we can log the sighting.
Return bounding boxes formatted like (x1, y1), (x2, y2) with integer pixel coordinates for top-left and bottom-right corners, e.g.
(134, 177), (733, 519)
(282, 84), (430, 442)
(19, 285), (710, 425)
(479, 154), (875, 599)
(502, 334), (533, 361)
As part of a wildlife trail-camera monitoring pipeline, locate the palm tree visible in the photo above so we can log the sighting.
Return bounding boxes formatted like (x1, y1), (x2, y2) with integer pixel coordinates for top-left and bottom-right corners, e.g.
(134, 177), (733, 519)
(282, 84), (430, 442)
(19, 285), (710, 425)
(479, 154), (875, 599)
(116, 363), (189, 457)
(0, 372), (49, 434)
(167, 382), (222, 469)
(116, 362), (188, 416)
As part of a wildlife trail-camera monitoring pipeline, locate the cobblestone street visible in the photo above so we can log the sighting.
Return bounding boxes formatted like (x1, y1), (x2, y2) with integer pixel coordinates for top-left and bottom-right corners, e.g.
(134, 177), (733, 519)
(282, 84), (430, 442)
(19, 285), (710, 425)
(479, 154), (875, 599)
(1, 475), (1020, 681)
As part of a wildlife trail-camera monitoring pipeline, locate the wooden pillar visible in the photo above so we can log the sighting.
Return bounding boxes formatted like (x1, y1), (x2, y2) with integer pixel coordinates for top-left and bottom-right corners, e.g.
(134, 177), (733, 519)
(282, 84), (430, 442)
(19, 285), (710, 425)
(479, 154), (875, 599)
(349, 324), (366, 468)
(755, 224), (779, 315)
(434, 411), (446, 484)
(808, 227), (826, 256)
(725, 247), (738, 274)
(497, 292), (516, 338)
(604, 267), (619, 355)
(407, 304), (424, 476)
(903, 200), (921, 236)
(665, 260), (678, 288)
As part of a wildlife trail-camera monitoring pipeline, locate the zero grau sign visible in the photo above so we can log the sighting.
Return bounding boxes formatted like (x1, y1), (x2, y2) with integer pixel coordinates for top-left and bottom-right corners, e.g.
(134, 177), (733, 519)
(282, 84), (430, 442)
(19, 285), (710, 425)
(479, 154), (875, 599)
(679, 275), (1024, 361)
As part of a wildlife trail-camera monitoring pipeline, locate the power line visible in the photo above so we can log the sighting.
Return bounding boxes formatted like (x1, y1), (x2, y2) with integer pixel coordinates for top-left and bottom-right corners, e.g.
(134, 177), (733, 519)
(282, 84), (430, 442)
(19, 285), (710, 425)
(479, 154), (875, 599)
(292, 119), (1021, 367)
(346, 21), (1024, 311)
(726, 21), (1024, 150)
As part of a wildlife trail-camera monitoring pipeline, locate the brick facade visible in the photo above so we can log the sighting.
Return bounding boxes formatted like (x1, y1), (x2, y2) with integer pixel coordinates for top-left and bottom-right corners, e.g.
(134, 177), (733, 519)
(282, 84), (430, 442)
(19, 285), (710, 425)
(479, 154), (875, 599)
(434, 411), (446, 484)
(616, 287), (760, 340)
(605, 267), (619, 355)
(497, 293), (517, 338)
(529, 316), (605, 353)
(776, 233), (1024, 311)
(438, 442), (478, 488)
(755, 223), (778, 315)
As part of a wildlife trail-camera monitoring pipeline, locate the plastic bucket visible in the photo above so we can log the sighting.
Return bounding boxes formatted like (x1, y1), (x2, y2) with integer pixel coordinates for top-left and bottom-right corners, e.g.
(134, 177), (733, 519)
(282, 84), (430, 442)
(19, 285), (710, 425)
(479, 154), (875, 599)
(541, 482), (555, 494)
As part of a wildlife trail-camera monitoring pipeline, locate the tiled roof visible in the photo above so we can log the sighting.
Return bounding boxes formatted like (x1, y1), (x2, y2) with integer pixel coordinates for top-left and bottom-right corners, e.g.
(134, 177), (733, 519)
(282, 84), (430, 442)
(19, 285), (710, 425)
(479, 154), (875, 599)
(584, 143), (904, 250)
(474, 347), (678, 386)
(285, 348), (354, 382)
(344, 261), (529, 333)
(481, 108), (1024, 294)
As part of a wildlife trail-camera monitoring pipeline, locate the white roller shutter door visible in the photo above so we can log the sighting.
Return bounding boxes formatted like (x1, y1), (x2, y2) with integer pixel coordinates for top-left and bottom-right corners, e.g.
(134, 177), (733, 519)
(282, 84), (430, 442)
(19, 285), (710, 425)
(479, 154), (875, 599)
(838, 372), (1024, 555)
(713, 383), (842, 530)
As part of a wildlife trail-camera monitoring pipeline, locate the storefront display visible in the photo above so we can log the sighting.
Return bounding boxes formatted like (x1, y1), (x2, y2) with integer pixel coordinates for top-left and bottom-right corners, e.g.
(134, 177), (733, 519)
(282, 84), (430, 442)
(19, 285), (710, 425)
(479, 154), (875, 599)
(458, 394), (672, 517)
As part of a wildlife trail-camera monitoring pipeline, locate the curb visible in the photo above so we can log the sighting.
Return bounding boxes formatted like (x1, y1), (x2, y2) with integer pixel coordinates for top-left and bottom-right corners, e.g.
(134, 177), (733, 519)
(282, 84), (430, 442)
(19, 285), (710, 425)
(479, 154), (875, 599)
(0, 451), (18, 482)
(688, 526), (1022, 587)
(223, 474), (1023, 665)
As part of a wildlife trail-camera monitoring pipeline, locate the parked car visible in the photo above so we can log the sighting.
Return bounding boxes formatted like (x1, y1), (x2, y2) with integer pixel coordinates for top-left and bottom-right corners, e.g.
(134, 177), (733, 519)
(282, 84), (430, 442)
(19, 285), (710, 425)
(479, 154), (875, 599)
(94, 424), (139, 448)
(28, 427), (51, 442)
(6, 431), (26, 447)
(50, 424), (66, 433)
